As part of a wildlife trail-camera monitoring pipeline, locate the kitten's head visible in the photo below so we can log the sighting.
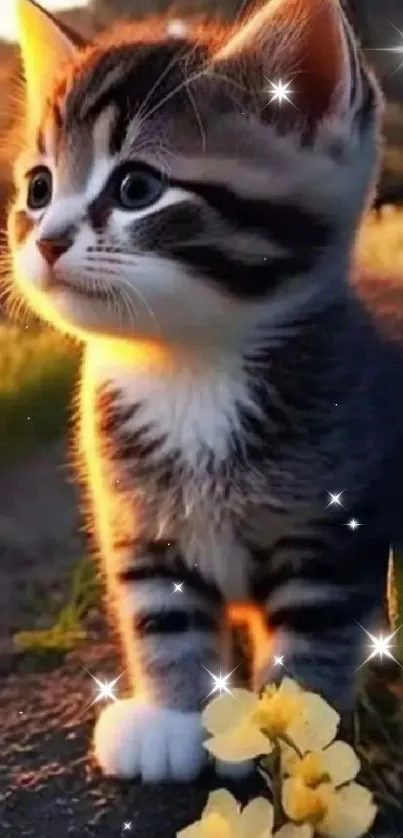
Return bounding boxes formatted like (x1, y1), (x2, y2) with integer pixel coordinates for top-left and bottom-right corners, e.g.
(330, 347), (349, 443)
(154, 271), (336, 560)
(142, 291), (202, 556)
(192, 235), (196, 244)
(9, 0), (382, 348)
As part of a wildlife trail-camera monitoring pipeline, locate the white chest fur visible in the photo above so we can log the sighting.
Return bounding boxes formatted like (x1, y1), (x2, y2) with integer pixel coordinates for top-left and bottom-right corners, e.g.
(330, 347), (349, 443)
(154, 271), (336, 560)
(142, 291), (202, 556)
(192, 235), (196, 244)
(81, 340), (257, 596)
(85, 340), (255, 463)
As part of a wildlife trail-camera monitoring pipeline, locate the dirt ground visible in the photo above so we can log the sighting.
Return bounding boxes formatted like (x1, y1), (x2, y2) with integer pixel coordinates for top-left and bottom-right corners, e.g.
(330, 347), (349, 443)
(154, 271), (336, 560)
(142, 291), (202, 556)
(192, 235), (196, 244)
(0, 442), (402, 838)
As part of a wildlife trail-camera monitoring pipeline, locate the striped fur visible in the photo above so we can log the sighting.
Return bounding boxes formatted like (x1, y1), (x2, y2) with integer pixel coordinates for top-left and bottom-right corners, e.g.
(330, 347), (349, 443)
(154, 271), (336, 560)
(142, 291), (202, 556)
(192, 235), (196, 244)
(9, 0), (403, 783)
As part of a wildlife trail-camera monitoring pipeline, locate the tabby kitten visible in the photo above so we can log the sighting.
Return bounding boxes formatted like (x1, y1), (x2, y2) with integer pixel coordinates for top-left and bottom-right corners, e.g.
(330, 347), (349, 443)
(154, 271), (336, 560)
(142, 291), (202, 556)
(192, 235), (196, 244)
(10, 0), (403, 783)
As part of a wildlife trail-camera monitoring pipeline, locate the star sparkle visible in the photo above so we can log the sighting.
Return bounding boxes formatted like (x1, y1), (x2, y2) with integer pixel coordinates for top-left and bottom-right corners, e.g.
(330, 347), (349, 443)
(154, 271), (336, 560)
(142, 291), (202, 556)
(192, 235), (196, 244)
(356, 624), (402, 670)
(368, 21), (403, 79)
(173, 582), (184, 593)
(346, 518), (360, 530)
(203, 666), (237, 698)
(83, 667), (126, 710)
(273, 655), (284, 666)
(326, 490), (344, 508)
(264, 77), (295, 107)
(122, 823), (133, 832)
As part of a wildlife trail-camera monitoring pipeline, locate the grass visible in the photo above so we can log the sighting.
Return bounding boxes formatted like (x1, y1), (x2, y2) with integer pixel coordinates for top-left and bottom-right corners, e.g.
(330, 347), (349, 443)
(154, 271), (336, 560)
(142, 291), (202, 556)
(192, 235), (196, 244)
(0, 322), (79, 463)
(14, 554), (100, 654)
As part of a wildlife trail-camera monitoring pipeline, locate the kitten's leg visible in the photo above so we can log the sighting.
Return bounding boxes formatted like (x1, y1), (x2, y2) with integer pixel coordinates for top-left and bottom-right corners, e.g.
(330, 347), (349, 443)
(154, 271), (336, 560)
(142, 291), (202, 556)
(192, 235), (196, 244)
(94, 541), (228, 782)
(251, 525), (390, 710)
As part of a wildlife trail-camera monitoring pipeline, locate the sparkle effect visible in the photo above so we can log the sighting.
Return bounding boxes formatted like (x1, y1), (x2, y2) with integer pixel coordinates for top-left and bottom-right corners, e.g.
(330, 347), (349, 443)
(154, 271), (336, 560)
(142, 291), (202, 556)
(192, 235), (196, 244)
(346, 518), (360, 531)
(264, 77), (294, 106)
(84, 668), (126, 709)
(326, 490), (344, 508)
(173, 582), (184, 593)
(369, 21), (403, 79)
(273, 655), (284, 666)
(203, 667), (236, 698)
(357, 624), (402, 670)
(122, 823), (133, 832)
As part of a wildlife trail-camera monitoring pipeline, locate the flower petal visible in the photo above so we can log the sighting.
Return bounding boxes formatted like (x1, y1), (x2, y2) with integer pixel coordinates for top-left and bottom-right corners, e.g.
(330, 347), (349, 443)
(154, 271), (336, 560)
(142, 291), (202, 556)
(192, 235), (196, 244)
(282, 779), (334, 823)
(289, 694), (339, 754)
(276, 824), (314, 838)
(278, 678), (304, 697)
(320, 742), (360, 787)
(319, 782), (377, 838)
(202, 689), (257, 735)
(204, 790), (240, 826)
(177, 823), (204, 838)
(205, 722), (273, 761)
(239, 798), (274, 838)
(279, 742), (299, 777)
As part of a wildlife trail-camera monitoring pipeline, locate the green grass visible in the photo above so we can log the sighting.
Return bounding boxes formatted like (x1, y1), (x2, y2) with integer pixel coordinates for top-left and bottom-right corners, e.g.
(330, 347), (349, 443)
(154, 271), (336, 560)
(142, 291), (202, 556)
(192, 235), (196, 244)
(0, 322), (79, 462)
(14, 554), (100, 654)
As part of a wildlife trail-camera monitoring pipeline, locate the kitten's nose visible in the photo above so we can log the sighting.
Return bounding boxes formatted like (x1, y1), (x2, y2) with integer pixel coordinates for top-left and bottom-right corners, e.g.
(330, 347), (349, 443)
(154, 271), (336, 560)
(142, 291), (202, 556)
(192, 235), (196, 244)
(36, 234), (73, 266)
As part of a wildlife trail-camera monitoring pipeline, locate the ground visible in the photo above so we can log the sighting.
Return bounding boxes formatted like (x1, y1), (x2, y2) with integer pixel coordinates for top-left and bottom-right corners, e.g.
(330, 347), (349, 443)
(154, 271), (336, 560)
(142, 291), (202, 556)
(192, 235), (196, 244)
(0, 640), (216, 838)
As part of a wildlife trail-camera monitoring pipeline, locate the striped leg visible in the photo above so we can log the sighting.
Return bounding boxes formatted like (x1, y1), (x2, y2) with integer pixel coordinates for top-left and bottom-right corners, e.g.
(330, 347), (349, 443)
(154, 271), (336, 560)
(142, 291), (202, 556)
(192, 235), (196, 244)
(251, 525), (390, 710)
(94, 541), (227, 782)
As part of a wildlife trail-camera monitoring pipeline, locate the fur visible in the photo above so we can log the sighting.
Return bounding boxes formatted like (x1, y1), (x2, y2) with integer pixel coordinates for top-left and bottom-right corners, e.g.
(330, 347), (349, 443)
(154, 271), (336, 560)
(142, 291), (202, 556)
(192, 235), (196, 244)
(8, 0), (403, 783)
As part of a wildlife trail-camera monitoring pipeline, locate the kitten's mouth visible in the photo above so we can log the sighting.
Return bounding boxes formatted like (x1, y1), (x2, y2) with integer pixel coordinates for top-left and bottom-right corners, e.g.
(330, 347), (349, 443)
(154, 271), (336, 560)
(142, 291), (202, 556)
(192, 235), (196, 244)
(44, 274), (110, 301)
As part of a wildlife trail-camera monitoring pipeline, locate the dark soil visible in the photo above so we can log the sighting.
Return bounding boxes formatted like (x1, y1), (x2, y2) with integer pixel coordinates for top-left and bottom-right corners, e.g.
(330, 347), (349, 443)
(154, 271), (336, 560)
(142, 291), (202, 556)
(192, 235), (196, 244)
(0, 639), (216, 838)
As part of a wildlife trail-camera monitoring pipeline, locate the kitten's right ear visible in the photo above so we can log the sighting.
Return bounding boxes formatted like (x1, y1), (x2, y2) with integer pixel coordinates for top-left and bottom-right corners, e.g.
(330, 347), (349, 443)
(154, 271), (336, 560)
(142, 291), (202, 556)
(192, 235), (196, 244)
(16, 0), (85, 120)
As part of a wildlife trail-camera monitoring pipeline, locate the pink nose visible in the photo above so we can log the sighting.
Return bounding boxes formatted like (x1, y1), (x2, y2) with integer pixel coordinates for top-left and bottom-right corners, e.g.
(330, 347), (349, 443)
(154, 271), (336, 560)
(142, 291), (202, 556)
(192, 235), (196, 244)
(36, 235), (73, 266)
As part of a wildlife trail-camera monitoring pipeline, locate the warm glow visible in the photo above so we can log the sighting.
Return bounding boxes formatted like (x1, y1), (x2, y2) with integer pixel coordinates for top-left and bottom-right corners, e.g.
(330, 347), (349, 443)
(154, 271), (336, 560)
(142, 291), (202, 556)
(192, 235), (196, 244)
(227, 601), (273, 679)
(2, 0), (87, 42)
(80, 345), (151, 699)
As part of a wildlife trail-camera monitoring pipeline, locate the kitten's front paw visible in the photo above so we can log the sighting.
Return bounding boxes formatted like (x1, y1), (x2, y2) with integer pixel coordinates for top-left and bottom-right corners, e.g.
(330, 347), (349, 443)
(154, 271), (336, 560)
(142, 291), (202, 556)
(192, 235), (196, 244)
(93, 698), (206, 782)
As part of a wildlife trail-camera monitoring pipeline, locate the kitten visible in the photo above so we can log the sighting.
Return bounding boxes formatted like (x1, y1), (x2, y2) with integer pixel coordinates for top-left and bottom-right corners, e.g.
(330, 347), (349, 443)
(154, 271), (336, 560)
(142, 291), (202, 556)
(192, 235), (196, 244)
(9, 0), (403, 783)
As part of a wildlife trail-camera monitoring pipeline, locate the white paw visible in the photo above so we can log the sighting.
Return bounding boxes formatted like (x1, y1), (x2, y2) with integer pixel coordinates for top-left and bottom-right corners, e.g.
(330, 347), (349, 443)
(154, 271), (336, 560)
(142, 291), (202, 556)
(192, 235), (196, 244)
(93, 698), (206, 782)
(215, 759), (255, 780)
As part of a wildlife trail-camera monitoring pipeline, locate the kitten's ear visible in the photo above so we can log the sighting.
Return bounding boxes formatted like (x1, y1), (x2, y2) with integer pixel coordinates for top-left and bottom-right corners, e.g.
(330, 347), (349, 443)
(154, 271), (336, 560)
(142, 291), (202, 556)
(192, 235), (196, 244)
(16, 0), (84, 119)
(214, 0), (352, 124)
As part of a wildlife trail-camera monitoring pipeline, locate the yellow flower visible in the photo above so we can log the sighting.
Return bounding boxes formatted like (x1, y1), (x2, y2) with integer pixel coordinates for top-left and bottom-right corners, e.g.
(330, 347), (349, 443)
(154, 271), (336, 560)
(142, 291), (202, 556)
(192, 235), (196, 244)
(202, 679), (339, 763)
(202, 688), (273, 762)
(178, 790), (312, 838)
(255, 679), (340, 754)
(177, 789), (274, 838)
(282, 741), (361, 788)
(282, 777), (377, 838)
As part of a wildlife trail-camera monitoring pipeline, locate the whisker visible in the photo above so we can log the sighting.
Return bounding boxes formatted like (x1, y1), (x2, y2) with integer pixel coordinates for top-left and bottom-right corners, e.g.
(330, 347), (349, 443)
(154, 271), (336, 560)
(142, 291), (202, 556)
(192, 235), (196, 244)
(134, 44), (192, 128)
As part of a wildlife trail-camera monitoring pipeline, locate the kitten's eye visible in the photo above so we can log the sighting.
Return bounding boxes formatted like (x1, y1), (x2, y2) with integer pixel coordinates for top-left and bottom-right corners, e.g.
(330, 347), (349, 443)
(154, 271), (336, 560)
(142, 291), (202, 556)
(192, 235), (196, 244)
(26, 166), (53, 210)
(113, 165), (165, 211)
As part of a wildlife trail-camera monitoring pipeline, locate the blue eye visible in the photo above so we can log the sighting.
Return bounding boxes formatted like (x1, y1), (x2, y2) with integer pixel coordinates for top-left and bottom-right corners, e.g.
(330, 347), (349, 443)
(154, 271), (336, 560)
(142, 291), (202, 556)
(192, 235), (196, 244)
(113, 165), (165, 210)
(27, 166), (53, 210)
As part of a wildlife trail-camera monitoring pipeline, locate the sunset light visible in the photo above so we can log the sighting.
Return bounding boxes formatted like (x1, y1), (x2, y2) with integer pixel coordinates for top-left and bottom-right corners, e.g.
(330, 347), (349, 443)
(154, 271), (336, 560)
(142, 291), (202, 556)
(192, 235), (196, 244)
(1, 0), (87, 41)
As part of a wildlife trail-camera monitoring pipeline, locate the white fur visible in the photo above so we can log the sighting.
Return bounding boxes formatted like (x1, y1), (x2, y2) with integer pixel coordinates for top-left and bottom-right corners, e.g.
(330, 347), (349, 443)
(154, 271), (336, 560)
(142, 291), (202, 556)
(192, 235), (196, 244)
(93, 698), (255, 782)
(90, 343), (252, 460)
(86, 343), (253, 596)
(93, 699), (206, 782)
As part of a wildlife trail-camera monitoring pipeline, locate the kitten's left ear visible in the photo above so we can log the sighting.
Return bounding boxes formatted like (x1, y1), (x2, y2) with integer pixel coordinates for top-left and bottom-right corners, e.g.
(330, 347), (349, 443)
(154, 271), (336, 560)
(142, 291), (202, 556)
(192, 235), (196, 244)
(214, 0), (353, 125)
(16, 0), (86, 119)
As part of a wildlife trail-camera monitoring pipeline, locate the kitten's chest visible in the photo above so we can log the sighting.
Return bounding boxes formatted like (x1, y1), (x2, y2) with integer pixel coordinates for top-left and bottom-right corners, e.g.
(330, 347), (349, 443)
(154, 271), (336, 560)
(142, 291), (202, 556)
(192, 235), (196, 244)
(82, 345), (255, 594)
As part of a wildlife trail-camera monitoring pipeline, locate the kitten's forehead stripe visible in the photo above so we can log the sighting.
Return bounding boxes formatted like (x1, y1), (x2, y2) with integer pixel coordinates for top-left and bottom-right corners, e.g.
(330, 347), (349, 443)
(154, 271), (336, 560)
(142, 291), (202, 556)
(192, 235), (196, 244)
(64, 40), (206, 147)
